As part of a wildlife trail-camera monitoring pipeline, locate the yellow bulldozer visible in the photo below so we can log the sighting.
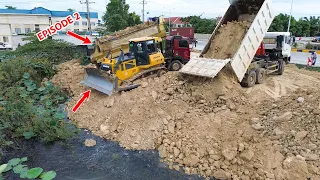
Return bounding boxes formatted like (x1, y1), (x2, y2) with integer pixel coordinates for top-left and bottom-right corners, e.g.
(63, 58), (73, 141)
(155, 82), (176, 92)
(81, 36), (167, 95)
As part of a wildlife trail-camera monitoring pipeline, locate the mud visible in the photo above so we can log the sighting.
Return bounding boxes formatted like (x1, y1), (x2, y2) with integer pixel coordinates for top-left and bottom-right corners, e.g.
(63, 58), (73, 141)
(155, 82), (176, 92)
(52, 58), (320, 179)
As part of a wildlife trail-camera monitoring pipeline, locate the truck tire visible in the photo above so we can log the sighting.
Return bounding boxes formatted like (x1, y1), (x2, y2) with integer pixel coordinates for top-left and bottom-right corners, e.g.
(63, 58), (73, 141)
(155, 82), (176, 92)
(256, 68), (266, 84)
(284, 57), (290, 64)
(277, 60), (285, 75)
(170, 60), (182, 71)
(240, 70), (256, 88)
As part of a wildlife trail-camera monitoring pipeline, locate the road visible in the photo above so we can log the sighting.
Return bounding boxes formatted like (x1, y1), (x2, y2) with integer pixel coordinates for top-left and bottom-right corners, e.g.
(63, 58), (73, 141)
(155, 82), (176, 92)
(9, 36), (320, 67)
(194, 40), (319, 67)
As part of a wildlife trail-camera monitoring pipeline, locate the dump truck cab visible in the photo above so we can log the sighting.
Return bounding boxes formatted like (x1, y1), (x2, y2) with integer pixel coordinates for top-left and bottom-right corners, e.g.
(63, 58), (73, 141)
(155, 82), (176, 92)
(263, 32), (295, 63)
(164, 35), (191, 71)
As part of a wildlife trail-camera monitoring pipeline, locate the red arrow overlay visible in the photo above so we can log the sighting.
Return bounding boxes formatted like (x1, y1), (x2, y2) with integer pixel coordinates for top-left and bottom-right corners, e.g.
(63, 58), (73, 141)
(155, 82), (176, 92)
(72, 90), (91, 113)
(67, 30), (92, 44)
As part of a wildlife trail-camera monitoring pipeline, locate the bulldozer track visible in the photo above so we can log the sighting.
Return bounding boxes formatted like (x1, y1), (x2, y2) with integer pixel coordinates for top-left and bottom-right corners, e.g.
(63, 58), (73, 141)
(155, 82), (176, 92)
(121, 66), (167, 86)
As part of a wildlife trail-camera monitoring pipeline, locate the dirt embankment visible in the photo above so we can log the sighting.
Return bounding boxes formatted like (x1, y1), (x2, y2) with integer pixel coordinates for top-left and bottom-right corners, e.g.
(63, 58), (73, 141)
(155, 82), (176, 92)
(98, 22), (156, 43)
(52, 59), (320, 180)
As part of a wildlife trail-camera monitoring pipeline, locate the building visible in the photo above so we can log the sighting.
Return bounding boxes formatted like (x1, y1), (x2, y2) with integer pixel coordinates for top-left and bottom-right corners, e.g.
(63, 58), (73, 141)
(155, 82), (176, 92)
(0, 7), (99, 44)
(163, 17), (187, 28)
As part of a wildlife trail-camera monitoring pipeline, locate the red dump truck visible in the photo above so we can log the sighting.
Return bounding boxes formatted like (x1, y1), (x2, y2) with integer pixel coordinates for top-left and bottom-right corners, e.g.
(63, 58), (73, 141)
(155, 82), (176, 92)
(170, 27), (196, 44)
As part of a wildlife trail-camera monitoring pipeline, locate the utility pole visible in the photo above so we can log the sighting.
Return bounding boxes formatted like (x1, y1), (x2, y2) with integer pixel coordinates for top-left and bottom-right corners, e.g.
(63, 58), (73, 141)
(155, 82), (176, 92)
(140, 0), (147, 23)
(48, 16), (52, 39)
(80, 0), (95, 35)
(287, 0), (294, 32)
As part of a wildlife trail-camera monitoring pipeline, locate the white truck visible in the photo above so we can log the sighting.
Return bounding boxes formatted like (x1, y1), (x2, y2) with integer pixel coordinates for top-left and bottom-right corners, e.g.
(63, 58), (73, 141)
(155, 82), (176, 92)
(263, 32), (295, 64)
(180, 0), (279, 87)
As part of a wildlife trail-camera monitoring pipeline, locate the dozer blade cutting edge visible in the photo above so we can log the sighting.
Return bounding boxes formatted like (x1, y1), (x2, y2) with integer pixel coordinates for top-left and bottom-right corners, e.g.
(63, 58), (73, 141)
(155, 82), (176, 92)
(80, 68), (116, 96)
(81, 68), (142, 96)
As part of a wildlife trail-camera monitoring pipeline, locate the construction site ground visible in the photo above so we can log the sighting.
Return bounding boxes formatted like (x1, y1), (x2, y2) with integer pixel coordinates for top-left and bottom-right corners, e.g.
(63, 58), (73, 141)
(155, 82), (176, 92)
(51, 53), (320, 180)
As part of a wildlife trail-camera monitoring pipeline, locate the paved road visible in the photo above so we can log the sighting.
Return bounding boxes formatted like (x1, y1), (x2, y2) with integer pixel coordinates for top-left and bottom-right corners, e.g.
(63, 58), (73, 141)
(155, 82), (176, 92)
(194, 40), (319, 67)
(10, 36), (320, 67)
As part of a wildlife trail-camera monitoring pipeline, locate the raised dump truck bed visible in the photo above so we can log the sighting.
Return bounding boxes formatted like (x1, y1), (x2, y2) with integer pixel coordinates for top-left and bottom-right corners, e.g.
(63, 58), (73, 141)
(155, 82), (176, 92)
(91, 17), (166, 64)
(180, 0), (275, 83)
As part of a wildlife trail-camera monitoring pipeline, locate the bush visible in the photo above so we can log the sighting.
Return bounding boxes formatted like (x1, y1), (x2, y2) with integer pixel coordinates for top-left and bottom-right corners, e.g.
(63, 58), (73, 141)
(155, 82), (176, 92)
(306, 42), (313, 49)
(0, 33), (81, 147)
(0, 70), (76, 146)
(1, 33), (87, 64)
(0, 58), (55, 92)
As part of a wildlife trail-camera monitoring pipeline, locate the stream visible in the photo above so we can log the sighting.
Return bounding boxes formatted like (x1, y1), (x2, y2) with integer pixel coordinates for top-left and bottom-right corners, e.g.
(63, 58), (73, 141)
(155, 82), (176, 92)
(3, 122), (216, 180)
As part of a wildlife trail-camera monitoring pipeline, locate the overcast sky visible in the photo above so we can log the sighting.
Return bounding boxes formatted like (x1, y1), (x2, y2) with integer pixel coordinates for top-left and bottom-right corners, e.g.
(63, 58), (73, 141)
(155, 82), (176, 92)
(1, 0), (319, 21)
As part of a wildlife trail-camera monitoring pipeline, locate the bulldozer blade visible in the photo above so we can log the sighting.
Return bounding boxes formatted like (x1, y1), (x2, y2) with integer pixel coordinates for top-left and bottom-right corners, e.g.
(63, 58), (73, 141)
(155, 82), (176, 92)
(179, 57), (231, 78)
(80, 68), (116, 96)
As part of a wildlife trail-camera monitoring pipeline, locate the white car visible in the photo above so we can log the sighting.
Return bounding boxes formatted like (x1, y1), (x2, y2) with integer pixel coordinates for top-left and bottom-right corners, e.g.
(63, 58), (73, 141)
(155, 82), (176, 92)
(0, 42), (13, 50)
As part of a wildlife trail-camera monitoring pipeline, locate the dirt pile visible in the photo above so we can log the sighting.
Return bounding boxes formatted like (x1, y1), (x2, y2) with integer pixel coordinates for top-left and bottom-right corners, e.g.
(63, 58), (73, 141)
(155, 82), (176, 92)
(98, 22), (156, 42)
(253, 88), (320, 179)
(52, 59), (320, 179)
(203, 21), (251, 59)
(51, 60), (94, 96)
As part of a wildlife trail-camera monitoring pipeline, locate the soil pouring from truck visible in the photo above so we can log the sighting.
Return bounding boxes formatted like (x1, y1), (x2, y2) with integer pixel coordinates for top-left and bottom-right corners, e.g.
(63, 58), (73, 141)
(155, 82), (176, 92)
(180, 0), (281, 88)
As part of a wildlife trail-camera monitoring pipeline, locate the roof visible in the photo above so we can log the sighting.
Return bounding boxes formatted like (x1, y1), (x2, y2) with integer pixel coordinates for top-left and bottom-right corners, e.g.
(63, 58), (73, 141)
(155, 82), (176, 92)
(163, 17), (183, 24)
(0, 7), (98, 18)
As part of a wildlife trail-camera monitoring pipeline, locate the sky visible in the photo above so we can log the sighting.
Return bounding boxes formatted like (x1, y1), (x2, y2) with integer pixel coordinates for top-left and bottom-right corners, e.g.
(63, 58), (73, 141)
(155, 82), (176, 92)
(0, 0), (320, 21)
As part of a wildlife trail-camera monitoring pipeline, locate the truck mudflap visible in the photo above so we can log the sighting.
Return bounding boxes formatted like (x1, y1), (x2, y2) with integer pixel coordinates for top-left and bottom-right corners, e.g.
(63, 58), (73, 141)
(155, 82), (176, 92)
(179, 57), (231, 78)
(80, 68), (116, 96)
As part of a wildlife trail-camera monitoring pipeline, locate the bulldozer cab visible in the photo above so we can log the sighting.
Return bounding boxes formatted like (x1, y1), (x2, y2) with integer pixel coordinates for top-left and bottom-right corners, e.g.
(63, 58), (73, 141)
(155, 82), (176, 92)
(129, 37), (161, 66)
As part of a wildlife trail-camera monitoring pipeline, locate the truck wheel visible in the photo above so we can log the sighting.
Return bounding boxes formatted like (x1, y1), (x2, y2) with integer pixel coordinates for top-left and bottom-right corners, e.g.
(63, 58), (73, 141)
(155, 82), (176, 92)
(284, 57), (290, 64)
(256, 68), (266, 84)
(277, 60), (285, 75)
(240, 70), (256, 88)
(170, 60), (182, 71)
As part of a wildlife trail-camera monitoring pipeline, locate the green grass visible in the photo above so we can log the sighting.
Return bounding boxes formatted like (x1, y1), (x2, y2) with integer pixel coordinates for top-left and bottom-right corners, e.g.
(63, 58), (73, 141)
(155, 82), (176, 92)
(295, 64), (320, 72)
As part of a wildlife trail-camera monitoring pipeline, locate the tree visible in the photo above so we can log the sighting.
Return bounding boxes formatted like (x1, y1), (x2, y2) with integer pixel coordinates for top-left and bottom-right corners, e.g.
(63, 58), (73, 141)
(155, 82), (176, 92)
(181, 16), (218, 34)
(5, 6), (17, 9)
(102, 0), (129, 32)
(269, 14), (320, 37)
(128, 12), (142, 27)
(67, 8), (75, 12)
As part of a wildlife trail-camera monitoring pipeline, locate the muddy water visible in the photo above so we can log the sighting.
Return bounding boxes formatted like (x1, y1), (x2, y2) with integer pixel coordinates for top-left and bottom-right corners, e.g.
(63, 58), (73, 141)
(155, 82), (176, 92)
(3, 125), (215, 180)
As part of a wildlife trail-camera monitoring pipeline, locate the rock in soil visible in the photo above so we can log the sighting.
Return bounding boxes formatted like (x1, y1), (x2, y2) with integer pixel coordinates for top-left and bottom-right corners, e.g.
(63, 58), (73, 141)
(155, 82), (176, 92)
(84, 139), (97, 147)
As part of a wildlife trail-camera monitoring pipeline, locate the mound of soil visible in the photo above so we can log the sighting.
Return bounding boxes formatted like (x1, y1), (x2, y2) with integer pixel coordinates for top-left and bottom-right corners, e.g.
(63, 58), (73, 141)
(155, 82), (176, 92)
(99, 22), (156, 42)
(203, 21), (251, 59)
(52, 59), (320, 179)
